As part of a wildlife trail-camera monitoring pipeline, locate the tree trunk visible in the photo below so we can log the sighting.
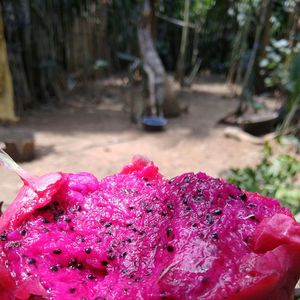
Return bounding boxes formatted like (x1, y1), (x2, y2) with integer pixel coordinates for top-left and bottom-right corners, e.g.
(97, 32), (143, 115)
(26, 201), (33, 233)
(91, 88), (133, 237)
(227, 10), (251, 87)
(259, 4), (272, 59)
(255, 0), (272, 93)
(1, 0), (31, 115)
(16, 0), (35, 106)
(191, 22), (200, 67)
(288, 1), (300, 49)
(239, 0), (272, 114)
(175, 0), (190, 85)
(138, 0), (166, 117)
(149, 0), (158, 39)
(94, 0), (110, 74)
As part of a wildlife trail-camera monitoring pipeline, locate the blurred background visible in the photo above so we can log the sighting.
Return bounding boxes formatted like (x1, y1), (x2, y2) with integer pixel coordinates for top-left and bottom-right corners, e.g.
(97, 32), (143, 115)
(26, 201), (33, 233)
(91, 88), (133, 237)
(0, 0), (299, 219)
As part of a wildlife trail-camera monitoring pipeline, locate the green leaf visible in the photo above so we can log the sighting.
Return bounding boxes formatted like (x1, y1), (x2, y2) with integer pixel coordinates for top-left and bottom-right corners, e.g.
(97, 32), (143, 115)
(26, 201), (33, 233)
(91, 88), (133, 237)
(225, 144), (300, 215)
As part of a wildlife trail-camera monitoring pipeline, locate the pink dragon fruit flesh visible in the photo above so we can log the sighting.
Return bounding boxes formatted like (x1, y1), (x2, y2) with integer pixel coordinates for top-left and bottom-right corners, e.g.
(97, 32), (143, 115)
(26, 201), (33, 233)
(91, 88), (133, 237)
(0, 153), (300, 300)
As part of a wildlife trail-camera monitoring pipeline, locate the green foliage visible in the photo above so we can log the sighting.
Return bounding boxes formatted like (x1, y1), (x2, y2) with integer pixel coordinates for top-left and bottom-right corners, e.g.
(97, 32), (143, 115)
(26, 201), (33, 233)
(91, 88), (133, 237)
(259, 39), (299, 90)
(260, 40), (300, 131)
(226, 143), (300, 215)
(189, 0), (215, 21)
(259, 0), (300, 93)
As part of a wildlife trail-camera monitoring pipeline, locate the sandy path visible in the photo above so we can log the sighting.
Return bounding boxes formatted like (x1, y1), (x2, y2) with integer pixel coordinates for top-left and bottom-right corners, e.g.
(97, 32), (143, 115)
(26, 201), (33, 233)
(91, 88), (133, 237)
(0, 76), (262, 209)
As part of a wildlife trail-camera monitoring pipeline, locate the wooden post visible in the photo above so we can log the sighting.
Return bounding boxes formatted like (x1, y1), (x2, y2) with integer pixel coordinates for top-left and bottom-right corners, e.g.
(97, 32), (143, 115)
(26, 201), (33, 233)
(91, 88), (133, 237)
(0, 4), (17, 122)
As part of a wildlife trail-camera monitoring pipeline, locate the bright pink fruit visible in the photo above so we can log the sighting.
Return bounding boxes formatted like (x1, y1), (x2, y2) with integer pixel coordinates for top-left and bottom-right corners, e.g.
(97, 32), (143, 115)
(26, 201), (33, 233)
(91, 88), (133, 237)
(0, 157), (299, 299)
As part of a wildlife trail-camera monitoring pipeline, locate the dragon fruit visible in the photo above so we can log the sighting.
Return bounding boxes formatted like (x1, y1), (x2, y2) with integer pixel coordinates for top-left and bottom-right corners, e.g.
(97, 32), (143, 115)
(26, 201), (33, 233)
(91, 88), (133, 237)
(0, 152), (300, 300)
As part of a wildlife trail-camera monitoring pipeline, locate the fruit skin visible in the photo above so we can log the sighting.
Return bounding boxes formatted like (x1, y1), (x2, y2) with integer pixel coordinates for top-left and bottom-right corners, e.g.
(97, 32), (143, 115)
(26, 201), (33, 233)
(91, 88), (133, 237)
(0, 260), (15, 300)
(0, 156), (299, 300)
(0, 173), (63, 299)
(0, 172), (63, 232)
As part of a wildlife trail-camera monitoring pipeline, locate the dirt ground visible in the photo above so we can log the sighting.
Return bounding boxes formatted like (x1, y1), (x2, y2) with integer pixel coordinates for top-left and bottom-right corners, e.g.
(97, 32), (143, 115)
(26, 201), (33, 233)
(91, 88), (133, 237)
(0, 75), (264, 209)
